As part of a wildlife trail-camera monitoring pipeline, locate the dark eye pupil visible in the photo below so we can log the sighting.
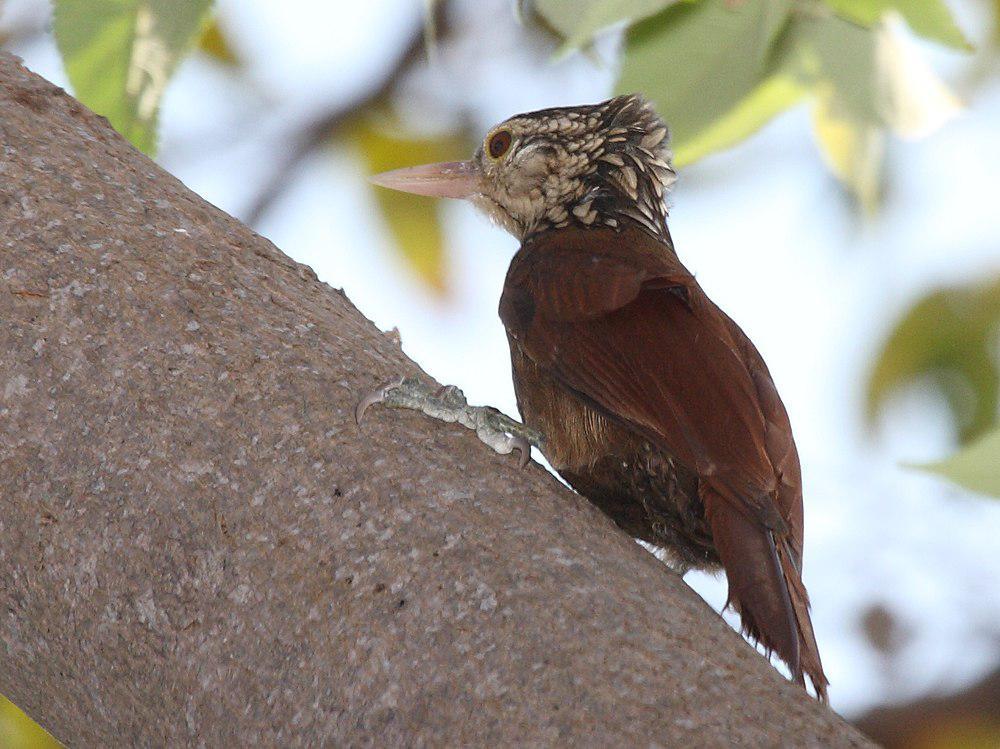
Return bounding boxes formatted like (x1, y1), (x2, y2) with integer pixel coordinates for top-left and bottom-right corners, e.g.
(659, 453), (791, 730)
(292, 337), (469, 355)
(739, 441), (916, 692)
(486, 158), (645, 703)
(489, 131), (511, 158)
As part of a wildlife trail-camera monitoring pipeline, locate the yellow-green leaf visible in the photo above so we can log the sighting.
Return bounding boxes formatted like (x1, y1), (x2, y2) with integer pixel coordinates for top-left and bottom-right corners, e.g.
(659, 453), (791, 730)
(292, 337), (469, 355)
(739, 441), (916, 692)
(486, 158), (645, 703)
(355, 119), (467, 296)
(822, 0), (971, 51)
(618, 0), (794, 156)
(867, 277), (1000, 443)
(915, 428), (1000, 498)
(198, 18), (238, 66)
(0, 694), (60, 748)
(811, 84), (885, 213)
(674, 72), (807, 167)
(53, 0), (214, 156)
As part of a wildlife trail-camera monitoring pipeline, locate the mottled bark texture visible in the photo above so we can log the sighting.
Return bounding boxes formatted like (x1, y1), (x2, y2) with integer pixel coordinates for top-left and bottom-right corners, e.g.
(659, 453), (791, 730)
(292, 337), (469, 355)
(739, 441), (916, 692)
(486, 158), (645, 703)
(0, 53), (871, 747)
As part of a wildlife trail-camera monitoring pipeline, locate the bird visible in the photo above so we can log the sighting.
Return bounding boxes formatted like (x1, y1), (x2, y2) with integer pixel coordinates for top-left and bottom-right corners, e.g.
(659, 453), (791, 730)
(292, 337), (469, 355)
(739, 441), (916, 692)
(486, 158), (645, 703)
(366, 94), (829, 700)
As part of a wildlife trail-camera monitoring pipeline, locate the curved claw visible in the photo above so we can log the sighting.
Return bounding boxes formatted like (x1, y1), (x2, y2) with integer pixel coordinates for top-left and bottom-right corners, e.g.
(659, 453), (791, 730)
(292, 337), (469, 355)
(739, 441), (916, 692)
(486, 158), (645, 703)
(511, 435), (531, 469)
(355, 376), (406, 426)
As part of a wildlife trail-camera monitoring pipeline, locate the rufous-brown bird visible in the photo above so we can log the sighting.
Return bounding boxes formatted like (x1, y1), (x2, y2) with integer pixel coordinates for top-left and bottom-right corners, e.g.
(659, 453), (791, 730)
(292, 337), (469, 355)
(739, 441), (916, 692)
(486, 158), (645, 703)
(366, 94), (828, 700)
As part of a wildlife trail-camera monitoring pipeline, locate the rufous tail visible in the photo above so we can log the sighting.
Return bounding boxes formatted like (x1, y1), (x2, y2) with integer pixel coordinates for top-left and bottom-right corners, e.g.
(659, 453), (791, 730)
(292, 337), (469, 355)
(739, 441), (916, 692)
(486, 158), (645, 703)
(703, 486), (829, 701)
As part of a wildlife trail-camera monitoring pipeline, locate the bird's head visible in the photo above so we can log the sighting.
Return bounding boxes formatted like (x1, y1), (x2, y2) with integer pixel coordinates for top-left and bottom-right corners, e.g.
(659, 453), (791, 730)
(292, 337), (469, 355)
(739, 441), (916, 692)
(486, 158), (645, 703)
(371, 95), (677, 243)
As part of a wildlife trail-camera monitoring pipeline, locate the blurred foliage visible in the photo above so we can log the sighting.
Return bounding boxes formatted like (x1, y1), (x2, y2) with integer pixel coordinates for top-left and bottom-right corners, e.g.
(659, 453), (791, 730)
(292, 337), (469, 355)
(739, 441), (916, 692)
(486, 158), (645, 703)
(674, 69), (807, 166)
(0, 695), (59, 748)
(533, 0), (966, 207)
(868, 276), (1000, 497)
(198, 18), (239, 66)
(48, 0), (970, 207)
(45, 0), (972, 288)
(916, 427), (1000, 497)
(53, 0), (214, 156)
(811, 81), (884, 213)
(867, 277), (1000, 442)
(534, 0), (678, 52)
(800, 12), (890, 211)
(823, 0), (971, 49)
(618, 0), (795, 160)
(352, 116), (470, 296)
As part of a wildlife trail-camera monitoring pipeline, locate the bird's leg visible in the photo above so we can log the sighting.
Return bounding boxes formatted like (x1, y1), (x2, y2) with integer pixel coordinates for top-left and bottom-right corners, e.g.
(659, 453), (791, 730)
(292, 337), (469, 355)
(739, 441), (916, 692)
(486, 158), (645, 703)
(356, 376), (544, 468)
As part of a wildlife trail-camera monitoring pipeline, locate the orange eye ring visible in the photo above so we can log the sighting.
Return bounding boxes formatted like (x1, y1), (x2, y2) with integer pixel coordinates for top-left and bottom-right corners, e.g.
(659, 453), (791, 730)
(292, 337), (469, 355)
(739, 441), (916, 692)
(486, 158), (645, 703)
(487, 129), (512, 160)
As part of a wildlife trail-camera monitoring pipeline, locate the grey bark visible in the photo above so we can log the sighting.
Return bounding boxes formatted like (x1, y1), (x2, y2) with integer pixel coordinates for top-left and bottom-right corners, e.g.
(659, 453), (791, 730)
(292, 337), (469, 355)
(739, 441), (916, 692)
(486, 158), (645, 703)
(0, 52), (871, 747)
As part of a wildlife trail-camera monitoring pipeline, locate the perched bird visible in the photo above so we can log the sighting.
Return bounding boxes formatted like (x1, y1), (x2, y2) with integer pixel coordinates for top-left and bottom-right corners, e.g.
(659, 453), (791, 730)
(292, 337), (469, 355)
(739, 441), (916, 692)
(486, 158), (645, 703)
(367, 94), (828, 700)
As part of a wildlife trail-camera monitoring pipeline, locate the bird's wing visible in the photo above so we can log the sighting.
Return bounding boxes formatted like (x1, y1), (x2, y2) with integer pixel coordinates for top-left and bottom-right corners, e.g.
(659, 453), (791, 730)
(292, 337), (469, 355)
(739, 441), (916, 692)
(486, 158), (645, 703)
(500, 226), (827, 699)
(501, 226), (781, 518)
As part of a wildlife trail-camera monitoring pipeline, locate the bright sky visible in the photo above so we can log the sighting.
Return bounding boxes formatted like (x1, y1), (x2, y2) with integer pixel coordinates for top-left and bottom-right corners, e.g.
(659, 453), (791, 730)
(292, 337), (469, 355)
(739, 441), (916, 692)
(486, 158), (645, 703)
(4, 0), (999, 717)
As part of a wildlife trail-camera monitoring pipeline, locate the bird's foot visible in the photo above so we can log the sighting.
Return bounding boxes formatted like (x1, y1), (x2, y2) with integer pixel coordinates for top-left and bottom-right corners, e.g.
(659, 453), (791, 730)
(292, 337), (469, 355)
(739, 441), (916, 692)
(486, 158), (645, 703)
(355, 376), (544, 468)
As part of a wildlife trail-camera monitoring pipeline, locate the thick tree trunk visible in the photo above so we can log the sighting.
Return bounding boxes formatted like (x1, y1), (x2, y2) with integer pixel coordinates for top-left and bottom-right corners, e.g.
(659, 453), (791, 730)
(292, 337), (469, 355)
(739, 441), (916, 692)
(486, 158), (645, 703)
(0, 52), (871, 747)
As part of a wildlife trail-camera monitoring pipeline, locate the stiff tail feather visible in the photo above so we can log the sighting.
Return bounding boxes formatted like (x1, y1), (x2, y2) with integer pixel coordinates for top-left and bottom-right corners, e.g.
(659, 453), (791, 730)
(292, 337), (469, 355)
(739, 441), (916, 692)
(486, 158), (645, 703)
(703, 486), (829, 701)
(774, 535), (828, 701)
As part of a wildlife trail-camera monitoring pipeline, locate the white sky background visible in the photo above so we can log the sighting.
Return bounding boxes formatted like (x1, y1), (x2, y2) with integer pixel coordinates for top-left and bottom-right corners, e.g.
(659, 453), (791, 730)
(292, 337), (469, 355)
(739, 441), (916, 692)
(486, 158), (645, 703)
(3, 0), (999, 718)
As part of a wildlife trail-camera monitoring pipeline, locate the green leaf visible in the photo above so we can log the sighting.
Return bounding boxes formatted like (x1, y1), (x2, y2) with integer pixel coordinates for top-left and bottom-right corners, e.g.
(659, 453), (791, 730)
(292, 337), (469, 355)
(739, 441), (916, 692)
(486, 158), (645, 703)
(673, 72), (807, 167)
(795, 12), (884, 123)
(354, 119), (467, 296)
(54, 0), (214, 156)
(822, 0), (971, 51)
(867, 277), (1000, 443)
(534, 0), (680, 50)
(915, 427), (1000, 498)
(618, 0), (794, 157)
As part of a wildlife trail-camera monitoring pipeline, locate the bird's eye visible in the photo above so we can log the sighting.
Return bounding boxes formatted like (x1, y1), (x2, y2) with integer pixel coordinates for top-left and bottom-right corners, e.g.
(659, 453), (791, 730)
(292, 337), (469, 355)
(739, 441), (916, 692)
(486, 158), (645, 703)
(487, 130), (512, 160)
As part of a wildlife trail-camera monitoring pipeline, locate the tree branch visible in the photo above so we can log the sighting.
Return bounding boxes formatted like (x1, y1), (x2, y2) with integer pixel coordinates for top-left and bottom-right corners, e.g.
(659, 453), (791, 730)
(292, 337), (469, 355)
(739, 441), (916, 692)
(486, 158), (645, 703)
(0, 52), (870, 746)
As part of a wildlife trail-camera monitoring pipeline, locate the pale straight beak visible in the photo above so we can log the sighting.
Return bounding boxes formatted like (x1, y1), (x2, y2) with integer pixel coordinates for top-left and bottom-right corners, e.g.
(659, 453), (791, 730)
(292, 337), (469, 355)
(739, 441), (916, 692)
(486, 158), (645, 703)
(369, 160), (481, 199)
